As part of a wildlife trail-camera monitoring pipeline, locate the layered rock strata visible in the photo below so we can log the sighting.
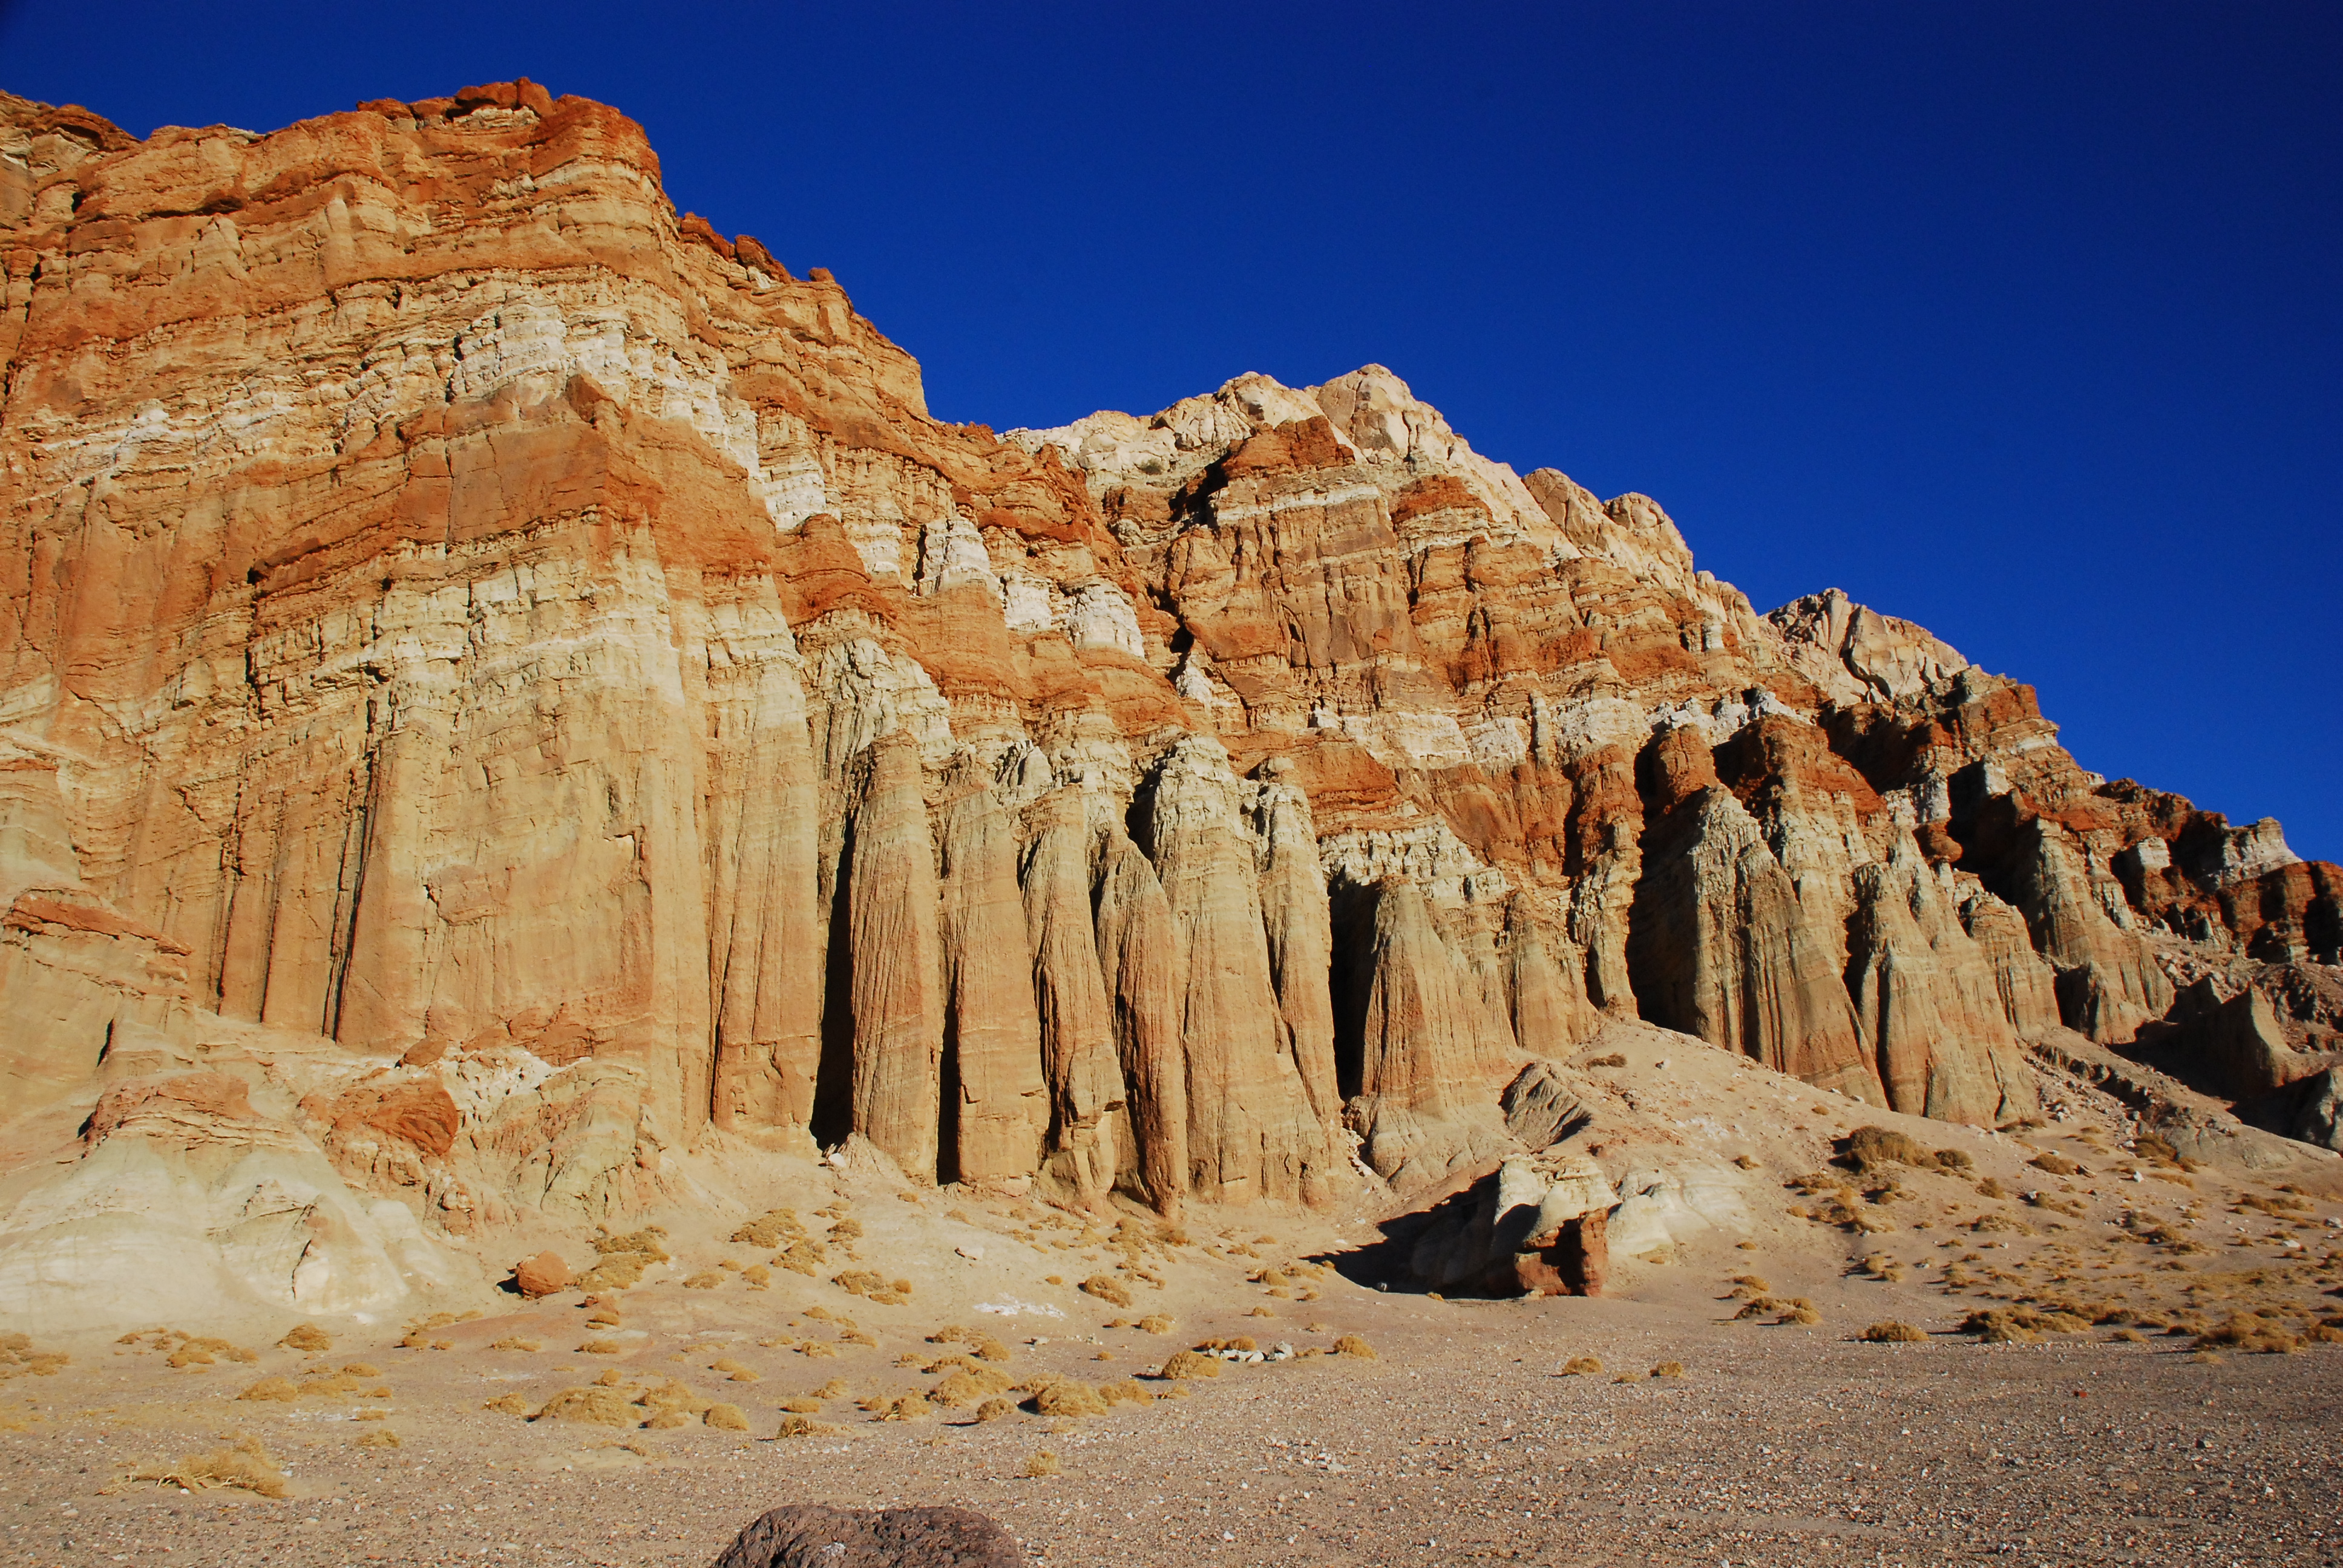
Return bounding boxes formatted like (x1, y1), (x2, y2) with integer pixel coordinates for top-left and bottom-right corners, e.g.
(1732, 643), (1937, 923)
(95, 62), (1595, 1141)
(1, 80), (2338, 1325)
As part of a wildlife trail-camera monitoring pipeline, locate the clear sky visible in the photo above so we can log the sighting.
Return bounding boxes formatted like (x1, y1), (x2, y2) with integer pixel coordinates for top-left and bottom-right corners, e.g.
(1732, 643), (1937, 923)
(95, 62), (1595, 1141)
(4, 2), (2336, 860)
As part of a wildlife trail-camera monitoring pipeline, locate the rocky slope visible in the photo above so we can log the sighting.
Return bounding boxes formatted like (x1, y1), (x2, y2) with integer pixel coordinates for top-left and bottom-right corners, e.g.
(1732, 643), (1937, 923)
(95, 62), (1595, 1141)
(1, 80), (2336, 1330)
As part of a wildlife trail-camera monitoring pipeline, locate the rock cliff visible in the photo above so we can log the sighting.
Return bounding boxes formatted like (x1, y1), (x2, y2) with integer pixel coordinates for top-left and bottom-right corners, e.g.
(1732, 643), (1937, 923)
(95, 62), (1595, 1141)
(2, 80), (2337, 1324)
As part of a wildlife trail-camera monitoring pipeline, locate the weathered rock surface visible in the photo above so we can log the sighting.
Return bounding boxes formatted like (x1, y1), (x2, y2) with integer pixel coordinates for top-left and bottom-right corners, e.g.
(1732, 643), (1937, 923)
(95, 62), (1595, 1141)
(712, 1503), (1020, 1568)
(1, 79), (2336, 1325)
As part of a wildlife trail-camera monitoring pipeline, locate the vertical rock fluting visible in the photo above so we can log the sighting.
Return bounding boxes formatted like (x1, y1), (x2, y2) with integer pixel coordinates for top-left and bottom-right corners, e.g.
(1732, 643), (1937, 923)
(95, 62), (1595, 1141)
(1628, 728), (1885, 1105)
(1349, 875), (1509, 1191)
(1958, 888), (2063, 1038)
(1502, 894), (1599, 1057)
(937, 771), (1047, 1183)
(1019, 788), (1123, 1204)
(1845, 844), (2024, 1124)
(2010, 820), (2174, 1043)
(1092, 830), (1187, 1215)
(1142, 739), (1336, 1205)
(1252, 762), (1343, 1126)
(844, 731), (946, 1179)
(707, 599), (825, 1137)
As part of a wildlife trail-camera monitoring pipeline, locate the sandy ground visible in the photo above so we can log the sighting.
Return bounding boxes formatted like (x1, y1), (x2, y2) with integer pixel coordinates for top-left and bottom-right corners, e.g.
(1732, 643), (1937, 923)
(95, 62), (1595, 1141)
(6, 1050), (2342, 1568)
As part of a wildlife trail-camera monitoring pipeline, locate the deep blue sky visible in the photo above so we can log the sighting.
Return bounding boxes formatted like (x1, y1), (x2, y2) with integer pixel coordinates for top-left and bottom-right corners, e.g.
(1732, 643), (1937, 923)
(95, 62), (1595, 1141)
(4, 2), (2336, 860)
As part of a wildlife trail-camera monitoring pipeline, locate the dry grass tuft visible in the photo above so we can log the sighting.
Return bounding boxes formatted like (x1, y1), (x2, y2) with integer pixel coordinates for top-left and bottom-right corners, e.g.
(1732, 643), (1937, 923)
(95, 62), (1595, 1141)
(1080, 1275), (1133, 1308)
(578, 1339), (626, 1356)
(814, 1377), (851, 1399)
(1099, 1378), (1156, 1405)
(1020, 1449), (1063, 1477)
(531, 1387), (637, 1426)
(1136, 1315), (1173, 1335)
(683, 1271), (724, 1290)
(975, 1397), (1014, 1423)
(779, 1397), (824, 1414)
(1332, 1334), (1377, 1359)
(356, 1428), (400, 1448)
(482, 1394), (531, 1415)
(278, 1324), (332, 1353)
(1029, 1380), (1107, 1417)
(140, 1435), (286, 1498)
(731, 1209), (801, 1247)
(928, 1324), (971, 1344)
(704, 1403), (750, 1430)
(777, 1414), (841, 1438)
(2028, 1151), (2081, 1177)
(2194, 1316), (2303, 1354)
(1559, 1356), (1603, 1376)
(236, 1376), (299, 1403)
(1778, 1307), (1823, 1327)
(1651, 1361), (1685, 1377)
(709, 1357), (759, 1383)
(972, 1337), (1012, 1362)
(1160, 1350), (1220, 1380)
(1861, 1321), (1928, 1344)
(487, 1338), (539, 1353)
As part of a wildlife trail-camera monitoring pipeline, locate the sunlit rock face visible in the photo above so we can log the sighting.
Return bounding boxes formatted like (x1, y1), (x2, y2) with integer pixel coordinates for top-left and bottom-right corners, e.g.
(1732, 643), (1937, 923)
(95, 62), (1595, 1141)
(2, 80), (2336, 1325)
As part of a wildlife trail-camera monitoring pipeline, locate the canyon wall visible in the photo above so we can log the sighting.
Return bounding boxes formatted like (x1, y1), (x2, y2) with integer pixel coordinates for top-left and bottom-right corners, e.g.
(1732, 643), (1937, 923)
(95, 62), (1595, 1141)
(2, 80), (2337, 1320)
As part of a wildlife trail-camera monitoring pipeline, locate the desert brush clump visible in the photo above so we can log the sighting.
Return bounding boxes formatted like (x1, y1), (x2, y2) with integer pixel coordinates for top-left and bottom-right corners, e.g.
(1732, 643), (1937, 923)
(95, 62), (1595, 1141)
(140, 1434), (288, 1498)
(1650, 1361), (1685, 1378)
(578, 1226), (669, 1291)
(278, 1324), (332, 1353)
(1027, 1379), (1107, 1417)
(731, 1209), (802, 1248)
(710, 1357), (759, 1382)
(1080, 1275), (1133, 1307)
(1331, 1334), (1377, 1359)
(237, 1376), (299, 1403)
(704, 1402), (750, 1430)
(1861, 1321), (1929, 1344)
(531, 1387), (638, 1426)
(2194, 1316), (2304, 1354)
(488, 1338), (539, 1353)
(355, 1428), (400, 1448)
(777, 1414), (842, 1438)
(1159, 1350), (1219, 1380)
(1021, 1449), (1063, 1477)
(1136, 1315), (1173, 1335)
(482, 1394), (530, 1415)
(2028, 1151), (2082, 1177)
(1559, 1356), (1603, 1376)
(974, 1397), (1015, 1422)
(1778, 1305), (1822, 1327)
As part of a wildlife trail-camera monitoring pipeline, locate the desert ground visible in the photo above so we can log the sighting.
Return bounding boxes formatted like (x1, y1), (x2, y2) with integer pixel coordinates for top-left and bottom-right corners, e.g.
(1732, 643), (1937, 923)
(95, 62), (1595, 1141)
(5, 1038), (2341, 1568)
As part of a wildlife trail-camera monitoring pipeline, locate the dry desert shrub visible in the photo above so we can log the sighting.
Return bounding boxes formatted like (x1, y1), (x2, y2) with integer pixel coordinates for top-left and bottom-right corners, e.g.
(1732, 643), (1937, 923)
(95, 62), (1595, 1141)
(799, 1341), (838, 1359)
(142, 1435), (287, 1498)
(642, 1409), (693, 1431)
(1559, 1356), (1603, 1376)
(1843, 1126), (1933, 1172)
(704, 1403), (750, 1431)
(777, 1414), (841, 1438)
(1080, 1275), (1134, 1308)
(2028, 1151), (2082, 1177)
(482, 1394), (530, 1415)
(972, 1337), (1012, 1362)
(2109, 1328), (2149, 1344)
(1099, 1378), (1156, 1405)
(1021, 1449), (1063, 1477)
(779, 1396), (824, 1414)
(356, 1429), (400, 1449)
(578, 1339), (626, 1356)
(279, 1324), (332, 1353)
(488, 1338), (539, 1353)
(710, 1357), (759, 1383)
(1587, 1053), (1628, 1068)
(1778, 1307), (1822, 1327)
(928, 1324), (971, 1344)
(2194, 1316), (2303, 1354)
(684, 1272), (724, 1290)
(1137, 1315), (1173, 1335)
(815, 1377), (851, 1399)
(355, 1409), (387, 1421)
(531, 1387), (637, 1426)
(1732, 1297), (1783, 1320)
(1028, 1380), (1107, 1417)
(975, 1397), (1014, 1423)
(1332, 1334), (1377, 1359)
(1651, 1361), (1685, 1377)
(1861, 1321), (1928, 1344)
(1159, 1350), (1219, 1380)
(731, 1209), (801, 1247)
(237, 1376), (299, 1403)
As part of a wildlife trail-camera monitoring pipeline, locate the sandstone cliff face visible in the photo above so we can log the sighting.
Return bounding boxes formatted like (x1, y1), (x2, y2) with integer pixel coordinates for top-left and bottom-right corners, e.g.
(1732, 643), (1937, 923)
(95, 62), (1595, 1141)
(2, 82), (2337, 1321)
